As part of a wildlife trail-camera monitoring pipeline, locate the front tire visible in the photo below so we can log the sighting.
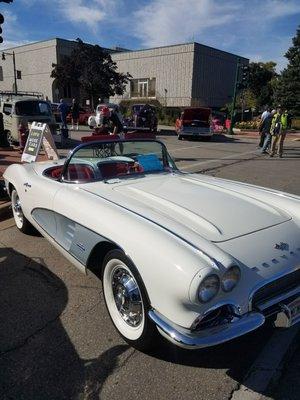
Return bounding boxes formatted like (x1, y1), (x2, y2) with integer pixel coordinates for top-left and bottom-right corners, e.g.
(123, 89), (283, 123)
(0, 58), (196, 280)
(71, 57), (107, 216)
(102, 250), (157, 351)
(11, 189), (34, 234)
(6, 131), (15, 146)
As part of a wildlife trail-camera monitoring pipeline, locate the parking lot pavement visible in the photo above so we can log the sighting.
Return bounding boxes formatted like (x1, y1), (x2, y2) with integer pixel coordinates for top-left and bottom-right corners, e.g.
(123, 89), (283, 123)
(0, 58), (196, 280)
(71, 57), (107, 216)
(0, 134), (300, 400)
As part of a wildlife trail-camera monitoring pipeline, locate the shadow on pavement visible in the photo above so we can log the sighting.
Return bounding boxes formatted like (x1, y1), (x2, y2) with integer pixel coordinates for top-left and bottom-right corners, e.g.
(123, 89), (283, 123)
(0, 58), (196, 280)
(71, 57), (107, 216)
(157, 128), (177, 136)
(0, 247), (129, 399)
(148, 323), (275, 395)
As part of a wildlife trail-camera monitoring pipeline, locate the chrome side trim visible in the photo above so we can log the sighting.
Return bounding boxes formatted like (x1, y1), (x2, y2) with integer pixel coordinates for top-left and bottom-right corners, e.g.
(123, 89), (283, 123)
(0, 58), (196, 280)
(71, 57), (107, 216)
(249, 264), (300, 311)
(256, 286), (300, 311)
(148, 309), (265, 349)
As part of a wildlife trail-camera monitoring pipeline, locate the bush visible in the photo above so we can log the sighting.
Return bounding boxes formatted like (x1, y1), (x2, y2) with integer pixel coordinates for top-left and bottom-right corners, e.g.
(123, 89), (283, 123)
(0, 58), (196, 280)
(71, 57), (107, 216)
(235, 120), (261, 130)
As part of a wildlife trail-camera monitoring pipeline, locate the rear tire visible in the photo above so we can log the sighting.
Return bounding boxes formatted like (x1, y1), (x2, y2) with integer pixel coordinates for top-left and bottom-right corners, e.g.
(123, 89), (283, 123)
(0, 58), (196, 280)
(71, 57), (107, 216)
(102, 250), (158, 351)
(11, 189), (34, 234)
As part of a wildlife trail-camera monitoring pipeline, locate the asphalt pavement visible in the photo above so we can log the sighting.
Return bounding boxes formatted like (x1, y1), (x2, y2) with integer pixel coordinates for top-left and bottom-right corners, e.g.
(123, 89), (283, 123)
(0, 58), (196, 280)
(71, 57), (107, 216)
(1, 131), (300, 399)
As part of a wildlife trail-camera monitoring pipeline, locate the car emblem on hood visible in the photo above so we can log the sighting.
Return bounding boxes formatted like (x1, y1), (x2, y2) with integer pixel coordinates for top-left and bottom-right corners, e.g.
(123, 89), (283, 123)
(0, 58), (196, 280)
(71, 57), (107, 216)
(274, 242), (289, 251)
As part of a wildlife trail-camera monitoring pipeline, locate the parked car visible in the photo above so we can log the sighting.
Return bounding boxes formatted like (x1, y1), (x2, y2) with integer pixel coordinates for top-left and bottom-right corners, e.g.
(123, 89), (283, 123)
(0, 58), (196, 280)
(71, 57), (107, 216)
(66, 107), (93, 125)
(123, 104), (158, 132)
(0, 96), (57, 145)
(175, 107), (212, 140)
(88, 103), (123, 129)
(3, 138), (300, 351)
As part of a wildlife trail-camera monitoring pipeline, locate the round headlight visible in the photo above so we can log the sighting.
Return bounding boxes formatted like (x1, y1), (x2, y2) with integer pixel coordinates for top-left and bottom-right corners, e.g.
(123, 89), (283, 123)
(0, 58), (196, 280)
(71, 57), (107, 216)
(221, 266), (241, 292)
(198, 274), (220, 303)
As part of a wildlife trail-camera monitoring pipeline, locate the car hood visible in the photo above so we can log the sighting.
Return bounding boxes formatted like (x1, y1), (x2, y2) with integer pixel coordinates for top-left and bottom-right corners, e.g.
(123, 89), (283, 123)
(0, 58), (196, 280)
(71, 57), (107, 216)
(82, 174), (291, 243)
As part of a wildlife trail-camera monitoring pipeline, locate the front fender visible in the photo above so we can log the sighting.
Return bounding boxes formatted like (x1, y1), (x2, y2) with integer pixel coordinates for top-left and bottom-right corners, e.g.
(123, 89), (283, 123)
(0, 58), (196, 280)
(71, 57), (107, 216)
(52, 186), (232, 328)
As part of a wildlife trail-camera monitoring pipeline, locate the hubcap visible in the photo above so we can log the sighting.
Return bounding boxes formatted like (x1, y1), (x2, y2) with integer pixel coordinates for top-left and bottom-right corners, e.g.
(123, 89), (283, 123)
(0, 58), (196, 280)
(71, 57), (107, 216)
(13, 194), (23, 224)
(112, 267), (143, 327)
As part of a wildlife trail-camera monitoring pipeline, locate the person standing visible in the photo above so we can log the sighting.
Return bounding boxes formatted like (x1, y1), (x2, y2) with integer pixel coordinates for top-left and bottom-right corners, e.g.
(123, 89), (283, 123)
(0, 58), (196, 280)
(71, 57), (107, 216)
(57, 99), (69, 129)
(260, 110), (276, 154)
(269, 108), (288, 158)
(261, 106), (271, 122)
(258, 107), (271, 147)
(70, 98), (80, 130)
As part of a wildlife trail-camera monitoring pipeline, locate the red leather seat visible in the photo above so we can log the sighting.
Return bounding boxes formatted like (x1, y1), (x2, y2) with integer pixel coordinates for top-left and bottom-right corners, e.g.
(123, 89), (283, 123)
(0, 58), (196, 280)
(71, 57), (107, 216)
(67, 164), (95, 181)
(51, 166), (63, 179)
(98, 162), (130, 179)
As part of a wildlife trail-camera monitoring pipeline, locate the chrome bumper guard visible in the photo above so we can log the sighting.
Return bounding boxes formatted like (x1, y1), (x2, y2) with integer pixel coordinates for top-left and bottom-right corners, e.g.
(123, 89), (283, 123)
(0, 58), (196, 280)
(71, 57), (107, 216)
(148, 310), (265, 349)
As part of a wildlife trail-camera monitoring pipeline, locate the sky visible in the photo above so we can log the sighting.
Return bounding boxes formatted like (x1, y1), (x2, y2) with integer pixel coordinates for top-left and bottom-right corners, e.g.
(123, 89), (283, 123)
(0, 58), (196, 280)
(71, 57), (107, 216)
(0, 0), (299, 72)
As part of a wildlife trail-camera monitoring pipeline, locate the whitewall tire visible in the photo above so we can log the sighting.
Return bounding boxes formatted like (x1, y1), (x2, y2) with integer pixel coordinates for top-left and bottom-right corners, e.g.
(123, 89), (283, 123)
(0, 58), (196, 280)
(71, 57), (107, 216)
(11, 189), (34, 234)
(102, 250), (157, 350)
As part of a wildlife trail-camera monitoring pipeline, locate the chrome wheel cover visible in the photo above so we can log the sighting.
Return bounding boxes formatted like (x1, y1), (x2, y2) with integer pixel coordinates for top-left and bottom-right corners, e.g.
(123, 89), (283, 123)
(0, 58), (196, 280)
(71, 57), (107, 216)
(112, 267), (143, 327)
(12, 191), (24, 227)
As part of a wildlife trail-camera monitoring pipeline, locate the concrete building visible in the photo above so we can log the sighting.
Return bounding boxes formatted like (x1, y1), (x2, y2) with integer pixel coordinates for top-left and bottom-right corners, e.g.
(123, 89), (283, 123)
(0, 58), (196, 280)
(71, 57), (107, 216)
(0, 38), (79, 102)
(0, 39), (248, 109)
(111, 42), (248, 108)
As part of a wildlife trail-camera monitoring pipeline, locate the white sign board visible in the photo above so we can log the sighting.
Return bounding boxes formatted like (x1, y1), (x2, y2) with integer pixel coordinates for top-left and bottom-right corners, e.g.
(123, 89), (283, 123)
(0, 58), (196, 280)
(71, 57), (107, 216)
(21, 122), (59, 163)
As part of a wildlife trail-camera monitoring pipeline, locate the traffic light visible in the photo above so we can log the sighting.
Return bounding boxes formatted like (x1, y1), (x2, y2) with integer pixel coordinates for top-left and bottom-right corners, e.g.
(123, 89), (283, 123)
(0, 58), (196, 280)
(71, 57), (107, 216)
(0, 14), (4, 44)
(238, 65), (249, 89)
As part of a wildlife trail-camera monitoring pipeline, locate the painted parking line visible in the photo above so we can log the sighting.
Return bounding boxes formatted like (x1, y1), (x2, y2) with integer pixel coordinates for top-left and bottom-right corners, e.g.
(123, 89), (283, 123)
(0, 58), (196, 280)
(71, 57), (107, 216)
(231, 325), (300, 400)
(179, 149), (259, 170)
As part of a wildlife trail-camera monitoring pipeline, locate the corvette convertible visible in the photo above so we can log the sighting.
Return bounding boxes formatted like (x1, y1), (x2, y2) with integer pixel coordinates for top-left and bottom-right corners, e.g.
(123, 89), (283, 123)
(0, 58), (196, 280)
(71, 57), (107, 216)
(3, 139), (300, 350)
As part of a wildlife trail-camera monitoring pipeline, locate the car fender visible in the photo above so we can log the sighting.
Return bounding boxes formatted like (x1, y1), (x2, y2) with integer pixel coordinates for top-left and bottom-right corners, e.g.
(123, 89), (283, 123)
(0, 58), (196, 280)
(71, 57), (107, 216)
(51, 186), (232, 328)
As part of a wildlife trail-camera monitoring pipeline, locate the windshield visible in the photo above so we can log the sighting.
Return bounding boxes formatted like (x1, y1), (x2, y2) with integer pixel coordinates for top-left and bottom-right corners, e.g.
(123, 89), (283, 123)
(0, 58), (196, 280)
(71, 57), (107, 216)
(15, 101), (52, 117)
(64, 140), (177, 183)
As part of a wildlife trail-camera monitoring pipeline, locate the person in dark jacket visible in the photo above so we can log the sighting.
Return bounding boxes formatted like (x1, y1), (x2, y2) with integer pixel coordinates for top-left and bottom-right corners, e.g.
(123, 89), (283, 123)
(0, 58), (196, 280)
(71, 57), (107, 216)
(57, 99), (69, 129)
(70, 98), (80, 130)
(261, 109), (276, 154)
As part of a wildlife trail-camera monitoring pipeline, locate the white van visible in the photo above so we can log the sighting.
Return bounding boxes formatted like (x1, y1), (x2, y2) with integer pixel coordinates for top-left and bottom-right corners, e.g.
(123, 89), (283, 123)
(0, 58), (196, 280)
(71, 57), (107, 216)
(0, 96), (57, 145)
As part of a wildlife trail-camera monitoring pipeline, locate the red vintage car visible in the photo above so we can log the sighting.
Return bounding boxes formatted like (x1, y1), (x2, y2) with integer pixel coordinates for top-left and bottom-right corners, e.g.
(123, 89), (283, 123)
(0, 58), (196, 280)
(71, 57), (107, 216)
(66, 107), (93, 125)
(175, 107), (212, 140)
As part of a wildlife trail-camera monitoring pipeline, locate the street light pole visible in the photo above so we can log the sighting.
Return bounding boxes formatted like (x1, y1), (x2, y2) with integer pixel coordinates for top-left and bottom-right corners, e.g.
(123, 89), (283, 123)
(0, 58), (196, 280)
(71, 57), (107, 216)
(2, 50), (18, 94)
(229, 57), (240, 135)
(12, 51), (17, 94)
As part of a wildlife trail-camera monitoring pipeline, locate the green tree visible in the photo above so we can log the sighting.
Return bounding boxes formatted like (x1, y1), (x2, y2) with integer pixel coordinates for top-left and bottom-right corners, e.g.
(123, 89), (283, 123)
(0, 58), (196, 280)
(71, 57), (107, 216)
(274, 26), (300, 115)
(51, 39), (130, 107)
(248, 61), (278, 108)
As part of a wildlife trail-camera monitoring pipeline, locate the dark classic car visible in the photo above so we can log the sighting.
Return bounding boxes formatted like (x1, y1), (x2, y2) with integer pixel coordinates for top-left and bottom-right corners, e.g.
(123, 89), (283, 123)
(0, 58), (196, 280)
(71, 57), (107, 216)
(123, 104), (158, 132)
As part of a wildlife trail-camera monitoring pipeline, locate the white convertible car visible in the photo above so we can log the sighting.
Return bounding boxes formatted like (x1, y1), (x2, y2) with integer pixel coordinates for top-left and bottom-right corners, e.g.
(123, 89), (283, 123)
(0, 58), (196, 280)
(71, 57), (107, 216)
(3, 139), (300, 350)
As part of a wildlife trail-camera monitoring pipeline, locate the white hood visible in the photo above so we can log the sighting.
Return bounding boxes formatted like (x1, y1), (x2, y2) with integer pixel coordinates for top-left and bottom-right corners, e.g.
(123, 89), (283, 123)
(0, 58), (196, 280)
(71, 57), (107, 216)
(83, 174), (291, 243)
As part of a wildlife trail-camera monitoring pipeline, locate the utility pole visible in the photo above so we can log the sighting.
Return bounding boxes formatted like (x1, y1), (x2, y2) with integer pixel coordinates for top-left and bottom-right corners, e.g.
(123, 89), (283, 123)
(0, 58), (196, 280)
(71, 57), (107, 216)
(2, 50), (18, 94)
(12, 51), (17, 94)
(229, 58), (240, 135)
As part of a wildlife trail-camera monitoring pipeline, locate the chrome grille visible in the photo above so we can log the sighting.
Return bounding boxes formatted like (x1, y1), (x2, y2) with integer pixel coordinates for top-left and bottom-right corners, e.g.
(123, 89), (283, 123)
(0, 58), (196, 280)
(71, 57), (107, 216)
(252, 269), (300, 309)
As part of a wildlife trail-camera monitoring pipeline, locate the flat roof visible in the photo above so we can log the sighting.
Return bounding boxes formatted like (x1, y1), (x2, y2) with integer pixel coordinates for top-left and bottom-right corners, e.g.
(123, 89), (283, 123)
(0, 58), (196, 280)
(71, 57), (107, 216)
(112, 41), (248, 61)
(1, 38), (248, 61)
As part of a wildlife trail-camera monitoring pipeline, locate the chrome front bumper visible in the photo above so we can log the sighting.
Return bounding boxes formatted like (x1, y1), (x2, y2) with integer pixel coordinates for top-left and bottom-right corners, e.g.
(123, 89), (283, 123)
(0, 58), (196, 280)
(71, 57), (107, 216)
(148, 310), (265, 349)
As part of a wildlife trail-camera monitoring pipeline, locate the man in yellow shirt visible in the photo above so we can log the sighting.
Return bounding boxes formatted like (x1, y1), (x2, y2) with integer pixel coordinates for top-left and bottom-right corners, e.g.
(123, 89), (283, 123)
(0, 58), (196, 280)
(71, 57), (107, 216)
(269, 108), (288, 158)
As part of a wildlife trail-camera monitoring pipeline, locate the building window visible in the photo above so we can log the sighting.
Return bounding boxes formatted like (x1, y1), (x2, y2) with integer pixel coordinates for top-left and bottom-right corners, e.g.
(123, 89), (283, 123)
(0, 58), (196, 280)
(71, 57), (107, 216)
(130, 78), (156, 98)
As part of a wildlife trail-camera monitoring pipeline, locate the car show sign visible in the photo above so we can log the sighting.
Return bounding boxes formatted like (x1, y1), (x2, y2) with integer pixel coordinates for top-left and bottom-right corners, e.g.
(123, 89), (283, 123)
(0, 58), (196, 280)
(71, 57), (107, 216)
(22, 122), (59, 163)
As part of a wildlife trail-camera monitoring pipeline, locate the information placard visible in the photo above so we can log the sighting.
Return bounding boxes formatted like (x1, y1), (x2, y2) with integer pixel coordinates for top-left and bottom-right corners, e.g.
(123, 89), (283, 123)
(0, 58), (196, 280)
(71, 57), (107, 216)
(21, 122), (59, 163)
(21, 122), (45, 163)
